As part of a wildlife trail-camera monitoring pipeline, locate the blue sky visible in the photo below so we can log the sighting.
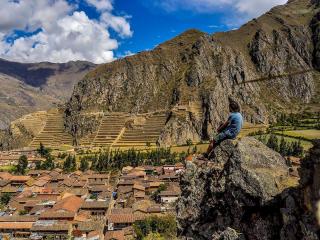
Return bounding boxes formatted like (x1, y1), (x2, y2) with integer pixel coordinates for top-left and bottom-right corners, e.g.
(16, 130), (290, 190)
(111, 0), (230, 57)
(0, 0), (287, 63)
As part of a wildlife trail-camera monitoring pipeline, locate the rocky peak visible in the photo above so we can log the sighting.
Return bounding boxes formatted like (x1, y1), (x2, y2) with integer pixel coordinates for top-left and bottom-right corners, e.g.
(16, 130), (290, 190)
(177, 137), (320, 240)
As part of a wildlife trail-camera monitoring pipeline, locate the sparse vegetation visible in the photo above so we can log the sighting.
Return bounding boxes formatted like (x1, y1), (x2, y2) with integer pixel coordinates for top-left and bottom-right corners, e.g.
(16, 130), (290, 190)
(134, 215), (177, 240)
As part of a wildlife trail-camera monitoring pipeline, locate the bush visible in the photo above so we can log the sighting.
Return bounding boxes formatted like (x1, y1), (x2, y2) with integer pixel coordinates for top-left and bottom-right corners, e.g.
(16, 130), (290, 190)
(19, 209), (28, 215)
(134, 215), (177, 240)
(143, 232), (165, 240)
(151, 184), (167, 202)
(186, 139), (193, 146)
(0, 193), (11, 205)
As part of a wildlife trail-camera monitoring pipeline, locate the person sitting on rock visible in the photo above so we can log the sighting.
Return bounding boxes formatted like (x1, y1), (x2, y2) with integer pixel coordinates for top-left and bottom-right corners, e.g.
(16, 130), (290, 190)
(205, 100), (243, 158)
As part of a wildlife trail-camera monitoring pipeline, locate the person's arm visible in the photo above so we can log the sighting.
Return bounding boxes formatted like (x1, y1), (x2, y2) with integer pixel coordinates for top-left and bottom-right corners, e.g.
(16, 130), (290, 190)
(217, 120), (230, 133)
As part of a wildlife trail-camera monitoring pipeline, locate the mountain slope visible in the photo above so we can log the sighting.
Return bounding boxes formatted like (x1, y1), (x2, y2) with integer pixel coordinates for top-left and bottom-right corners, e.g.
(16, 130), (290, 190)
(0, 59), (96, 129)
(65, 0), (319, 146)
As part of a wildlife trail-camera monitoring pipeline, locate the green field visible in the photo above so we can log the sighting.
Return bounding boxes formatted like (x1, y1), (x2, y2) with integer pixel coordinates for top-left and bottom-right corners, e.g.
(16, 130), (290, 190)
(0, 165), (16, 172)
(254, 134), (313, 151)
(278, 130), (320, 141)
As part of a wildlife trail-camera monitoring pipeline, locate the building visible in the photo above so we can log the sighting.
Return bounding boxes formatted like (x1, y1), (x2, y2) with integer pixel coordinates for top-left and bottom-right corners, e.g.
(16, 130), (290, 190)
(30, 220), (72, 240)
(159, 191), (180, 203)
(80, 200), (109, 218)
(107, 214), (135, 231)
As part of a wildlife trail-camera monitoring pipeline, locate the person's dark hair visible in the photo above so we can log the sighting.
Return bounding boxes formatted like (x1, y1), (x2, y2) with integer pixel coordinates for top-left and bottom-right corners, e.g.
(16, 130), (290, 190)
(229, 101), (240, 112)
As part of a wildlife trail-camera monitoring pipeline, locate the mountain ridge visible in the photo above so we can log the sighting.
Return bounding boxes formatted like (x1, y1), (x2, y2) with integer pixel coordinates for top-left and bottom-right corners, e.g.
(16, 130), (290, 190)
(0, 58), (97, 129)
(64, 0), (320, 146)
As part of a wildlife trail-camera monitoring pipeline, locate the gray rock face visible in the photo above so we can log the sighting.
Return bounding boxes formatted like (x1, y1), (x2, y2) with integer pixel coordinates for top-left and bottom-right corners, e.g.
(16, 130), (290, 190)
(177, 137), (320, 240)
(176, 137), (291, 239)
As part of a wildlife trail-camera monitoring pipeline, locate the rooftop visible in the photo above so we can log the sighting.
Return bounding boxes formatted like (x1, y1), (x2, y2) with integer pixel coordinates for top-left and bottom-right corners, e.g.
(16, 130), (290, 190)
(81, 200), (109, 209)
(105, 230), (125, 240)
(108, 214), (135, 224)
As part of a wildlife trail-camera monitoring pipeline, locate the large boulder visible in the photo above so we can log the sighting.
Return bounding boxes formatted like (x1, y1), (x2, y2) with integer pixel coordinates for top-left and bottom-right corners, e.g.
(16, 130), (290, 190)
(176, 137), (303, 240)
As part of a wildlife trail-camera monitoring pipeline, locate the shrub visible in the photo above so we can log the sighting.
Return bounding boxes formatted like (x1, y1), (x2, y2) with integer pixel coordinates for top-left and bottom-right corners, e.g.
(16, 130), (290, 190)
(134, 215), (177, 240)
(0, 193), (11, 205)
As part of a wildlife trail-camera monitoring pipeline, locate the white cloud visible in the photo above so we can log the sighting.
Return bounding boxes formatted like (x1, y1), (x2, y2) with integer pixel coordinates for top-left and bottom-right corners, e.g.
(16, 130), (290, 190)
(101, 12), (133, 38)
(0, 0), (72, 33)
(86, 0), (113, 11)
(234, 0), (287, 17)
(0, 0), (132, 64)
(154, 0), (287, 20)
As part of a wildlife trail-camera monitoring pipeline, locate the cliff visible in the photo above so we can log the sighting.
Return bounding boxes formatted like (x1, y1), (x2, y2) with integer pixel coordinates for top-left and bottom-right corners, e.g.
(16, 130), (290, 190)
(65, 0), (320, 146)
(176, 137), (320, 240)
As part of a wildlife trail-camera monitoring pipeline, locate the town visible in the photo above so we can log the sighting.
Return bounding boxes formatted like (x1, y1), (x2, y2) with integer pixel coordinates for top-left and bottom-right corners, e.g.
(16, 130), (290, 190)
(0, 145), (183, 240)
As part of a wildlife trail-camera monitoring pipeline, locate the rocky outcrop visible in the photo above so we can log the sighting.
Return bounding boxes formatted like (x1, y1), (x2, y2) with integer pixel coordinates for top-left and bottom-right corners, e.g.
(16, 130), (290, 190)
(65, 0), (319, 145)
(176, 137), (320, 240)
(0, 124), (33, 150)
(299, 140), (320, 227)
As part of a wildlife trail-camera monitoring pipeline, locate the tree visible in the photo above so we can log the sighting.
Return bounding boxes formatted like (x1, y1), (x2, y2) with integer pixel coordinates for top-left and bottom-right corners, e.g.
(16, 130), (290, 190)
(267, 134), (279, 152)
(292, 140), (304, 157)
(0, 193), (11, 205)
(279, 137), (288, 157)
(72, 155), (77, 171)
(15, 155), (28, 175)
(63, 155), (76, 172)
(37, 142), (50, 157)
(35, 161), (41, 170)
(42, 155), (55, 170)
(63, 155), (72, 172)
(79, 157), (89, 171)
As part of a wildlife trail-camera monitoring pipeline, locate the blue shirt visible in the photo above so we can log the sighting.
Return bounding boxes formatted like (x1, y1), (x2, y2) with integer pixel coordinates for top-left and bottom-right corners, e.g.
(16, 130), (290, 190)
(226, 112), (243, 136)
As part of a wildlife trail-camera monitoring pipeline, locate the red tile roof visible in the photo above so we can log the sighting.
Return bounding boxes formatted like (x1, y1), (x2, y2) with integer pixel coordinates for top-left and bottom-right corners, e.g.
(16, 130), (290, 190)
(10, 175), (31, 182)
(53, 195), (84, 213)
(0, 222), (33, 229)
(105, 230), (125, 240)
(108, 214), (135, 224)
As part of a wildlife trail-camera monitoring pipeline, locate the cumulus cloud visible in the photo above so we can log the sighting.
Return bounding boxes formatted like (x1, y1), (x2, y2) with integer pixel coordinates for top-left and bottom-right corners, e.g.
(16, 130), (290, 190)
(100, 13), (133, 38)
(86, 0), (113, 11)
(0, 0), (133, 64)
(154, 0), (287, 20)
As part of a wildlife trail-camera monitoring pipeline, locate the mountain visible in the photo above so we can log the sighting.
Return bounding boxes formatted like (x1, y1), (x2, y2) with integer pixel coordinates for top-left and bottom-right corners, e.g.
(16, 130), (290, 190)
(0, 58), (96, 129)
(65, 0), (320, 146)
